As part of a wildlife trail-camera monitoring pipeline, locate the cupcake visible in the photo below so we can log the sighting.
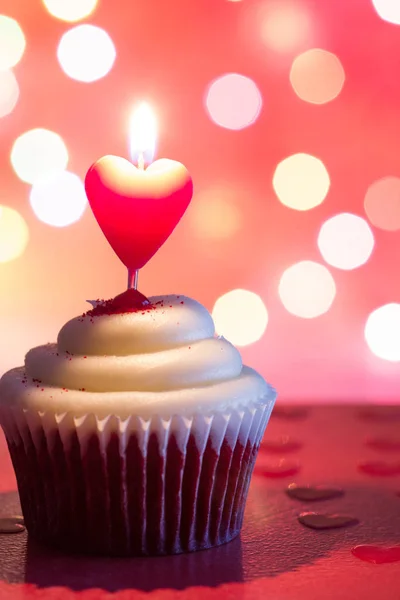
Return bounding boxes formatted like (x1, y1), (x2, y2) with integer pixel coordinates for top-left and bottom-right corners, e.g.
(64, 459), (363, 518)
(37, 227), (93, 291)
(0, 288), (276, 556)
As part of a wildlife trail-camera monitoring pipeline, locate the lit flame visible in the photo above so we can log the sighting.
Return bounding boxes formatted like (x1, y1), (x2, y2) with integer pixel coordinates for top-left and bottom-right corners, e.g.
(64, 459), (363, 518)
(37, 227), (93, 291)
(129, 102), (157, 167)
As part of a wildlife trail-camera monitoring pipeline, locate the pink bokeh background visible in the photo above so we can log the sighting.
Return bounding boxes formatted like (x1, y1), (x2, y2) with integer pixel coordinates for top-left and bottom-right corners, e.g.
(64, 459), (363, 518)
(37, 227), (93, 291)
(1, 0), (400, 401)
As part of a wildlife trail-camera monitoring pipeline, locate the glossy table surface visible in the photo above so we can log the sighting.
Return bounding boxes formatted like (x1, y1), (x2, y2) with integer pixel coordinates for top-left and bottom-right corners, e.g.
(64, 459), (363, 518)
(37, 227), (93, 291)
(1, 405), (400, 600)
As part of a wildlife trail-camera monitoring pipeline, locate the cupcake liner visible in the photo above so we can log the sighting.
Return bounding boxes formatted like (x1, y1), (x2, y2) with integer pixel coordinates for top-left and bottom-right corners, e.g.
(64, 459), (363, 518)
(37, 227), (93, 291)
(0, 399), (274, 556)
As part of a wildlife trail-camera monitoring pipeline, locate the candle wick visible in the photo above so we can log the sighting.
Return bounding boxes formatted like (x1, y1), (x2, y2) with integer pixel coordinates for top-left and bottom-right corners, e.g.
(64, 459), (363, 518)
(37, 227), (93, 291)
(127, 268), (139, 290)
(138, 152), (145, 170)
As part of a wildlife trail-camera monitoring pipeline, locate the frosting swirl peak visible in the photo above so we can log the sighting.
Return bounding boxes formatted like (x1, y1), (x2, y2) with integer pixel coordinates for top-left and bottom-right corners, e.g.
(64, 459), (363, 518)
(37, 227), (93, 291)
(26, 295), (241, 393)
(0, 294), (274, 417)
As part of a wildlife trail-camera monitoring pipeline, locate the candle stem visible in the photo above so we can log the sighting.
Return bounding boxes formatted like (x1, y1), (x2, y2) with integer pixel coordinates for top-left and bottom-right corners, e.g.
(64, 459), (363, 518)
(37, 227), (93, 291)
(127, 268), (139, 290)
(127, 153), (144, 291)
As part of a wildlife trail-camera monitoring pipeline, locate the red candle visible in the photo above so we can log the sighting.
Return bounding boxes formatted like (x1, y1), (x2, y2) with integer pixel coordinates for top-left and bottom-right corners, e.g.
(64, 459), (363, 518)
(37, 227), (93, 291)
(85, 104), (193, 287)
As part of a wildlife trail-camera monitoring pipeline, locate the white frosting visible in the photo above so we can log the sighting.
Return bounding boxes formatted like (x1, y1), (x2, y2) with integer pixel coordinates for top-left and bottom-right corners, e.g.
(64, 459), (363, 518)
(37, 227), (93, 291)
(57, 296), (215, 355)
(24, 338), (242, 393)
(0, 294), (275, 418)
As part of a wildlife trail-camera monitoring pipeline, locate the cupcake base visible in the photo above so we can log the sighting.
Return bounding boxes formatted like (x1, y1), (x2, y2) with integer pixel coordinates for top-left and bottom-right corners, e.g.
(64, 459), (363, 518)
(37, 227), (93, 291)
(2, 404), (271, 556)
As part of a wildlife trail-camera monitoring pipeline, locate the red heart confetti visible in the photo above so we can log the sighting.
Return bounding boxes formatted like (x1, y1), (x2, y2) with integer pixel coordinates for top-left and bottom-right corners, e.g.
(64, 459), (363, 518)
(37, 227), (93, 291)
(358, 461), (400, 477)
(357, 409), (400, 422)
(271, 406), (309, 420)
(298, 512), (359, 530)
(0, 516), (25, 534)
(352, 545), (400, 564)
(261, 436), (303, 453)
(287, 483), (344, 502)
(255, 458), (300, 478)
(365, 437), (400, 452)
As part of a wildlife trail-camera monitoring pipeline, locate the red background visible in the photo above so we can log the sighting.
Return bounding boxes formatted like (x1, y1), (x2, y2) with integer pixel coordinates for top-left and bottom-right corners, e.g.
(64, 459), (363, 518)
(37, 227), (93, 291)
(1, 0), (400, 401)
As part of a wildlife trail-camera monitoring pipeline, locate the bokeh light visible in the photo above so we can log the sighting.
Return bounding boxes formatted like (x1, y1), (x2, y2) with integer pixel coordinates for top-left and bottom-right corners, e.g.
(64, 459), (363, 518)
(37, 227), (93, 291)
(364, 176), (400, 231)
(0, 15), (25, 70)
(10, 128), (69, 184)
(29, 171), (87, 227)
(212, 289), (268, 346)
(273, 153), (330, 211)
(1, 0), (400, 404)
(260, 2), (311, 53)
(205, 73), (262, 130)
(57, 25), (116, 82)
(0, 206), (29, 263)
(279, 261), (336, 318)
(290, 49), (345, 104)
(42, 0), (98, 22)
(317, 213), (375, 270)
(372, 0), (400, 25)
(0, 70), (19, 118)
(190, 186), (241, 240)
(365, 304), (400, 361)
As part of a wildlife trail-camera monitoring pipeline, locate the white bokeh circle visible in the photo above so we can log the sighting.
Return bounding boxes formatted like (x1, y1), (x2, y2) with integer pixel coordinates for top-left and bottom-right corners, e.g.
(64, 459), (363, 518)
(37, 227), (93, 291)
(317, 213), (375, 270)
(279, 261), (336, 318)
(42, 0), (98, 22)
(365, 304), (400, 361)
(273, 153), (330, 211)
(10, 128), (69, 184)
(57, 24), (116, 82)
(212, 289), (268, 346)
(205, 73), (262, 130)
(29, 171), (87, 227)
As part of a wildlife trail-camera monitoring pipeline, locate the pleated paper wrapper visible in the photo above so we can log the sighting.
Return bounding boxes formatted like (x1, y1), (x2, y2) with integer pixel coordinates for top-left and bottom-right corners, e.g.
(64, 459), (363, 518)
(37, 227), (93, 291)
(0, 399), (274, 556)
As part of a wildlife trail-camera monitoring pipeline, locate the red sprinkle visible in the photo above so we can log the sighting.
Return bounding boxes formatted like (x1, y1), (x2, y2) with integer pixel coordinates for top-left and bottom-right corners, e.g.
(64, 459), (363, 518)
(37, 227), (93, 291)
(85, 288), (152, 317)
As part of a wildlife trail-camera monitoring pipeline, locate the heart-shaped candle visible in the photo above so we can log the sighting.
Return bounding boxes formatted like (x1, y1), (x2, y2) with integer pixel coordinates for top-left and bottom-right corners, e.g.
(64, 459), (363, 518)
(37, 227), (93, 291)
(85, 155), (193, 272)
(85, 103), (193, 277)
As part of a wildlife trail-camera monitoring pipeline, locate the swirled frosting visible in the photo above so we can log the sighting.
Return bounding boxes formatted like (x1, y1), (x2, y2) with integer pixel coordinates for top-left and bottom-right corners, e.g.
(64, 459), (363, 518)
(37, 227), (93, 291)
(0, 294), (275, 417)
